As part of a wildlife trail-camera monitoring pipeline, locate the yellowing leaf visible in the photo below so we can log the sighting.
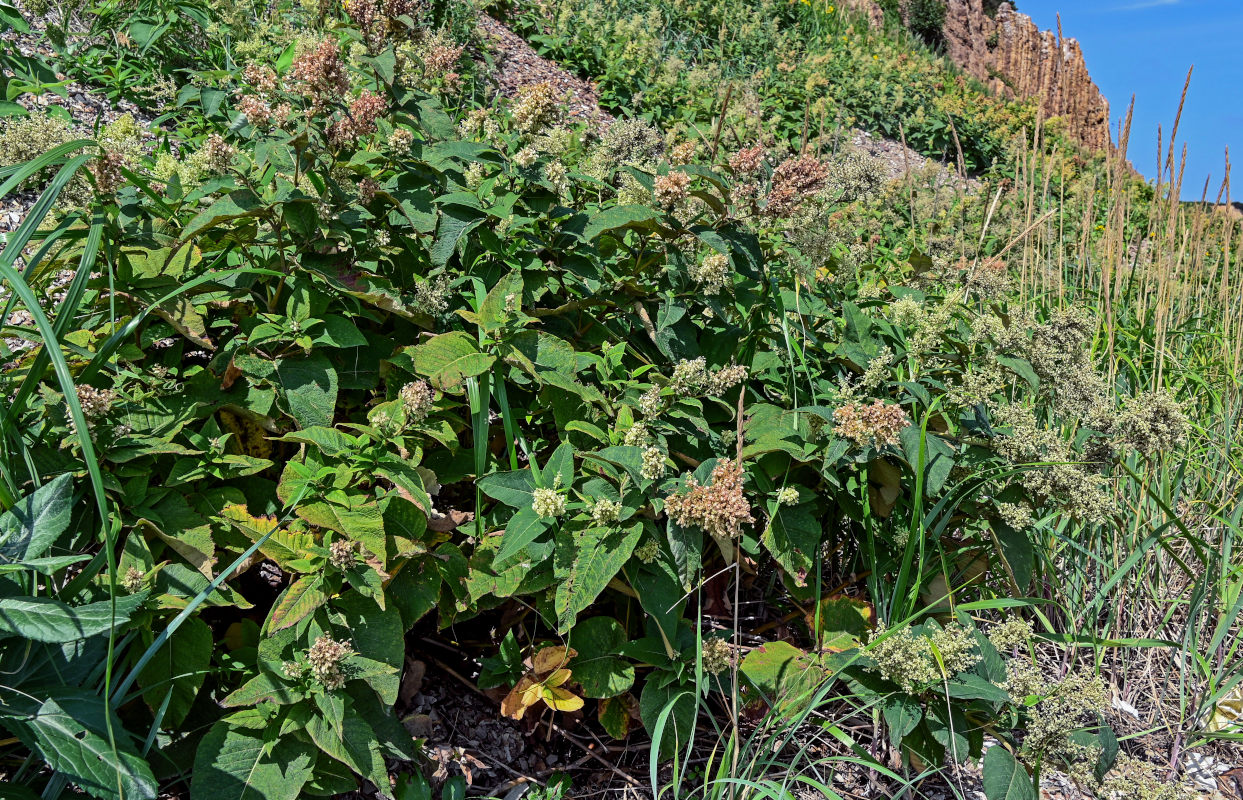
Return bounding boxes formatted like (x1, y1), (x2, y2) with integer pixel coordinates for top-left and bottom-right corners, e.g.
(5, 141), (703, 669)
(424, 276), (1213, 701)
(532, 646), (576, 676)
(267, 575), (326, 631)
(500, 675), (539, 720)
(521, 680), (544, 708)
(219, 505), (315, 568)
(542, 685), (584, 712)
(543, 668), (572, 689)
(1208, 686), (1243, 733)
(598, 693), (639, 739)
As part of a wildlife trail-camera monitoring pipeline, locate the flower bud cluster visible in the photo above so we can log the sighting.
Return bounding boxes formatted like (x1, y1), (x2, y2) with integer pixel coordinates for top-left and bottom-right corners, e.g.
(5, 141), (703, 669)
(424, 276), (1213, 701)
(329, 539), (357, 570)
(653, 171), (691, 209)
(400, 380), (434, 423)
(688, 253), (731, 295)
(532, 487), (566, 518)
(77, 385), (117, 421)
(589, 497), (622, 526)
(664, 459), (754, 540)
(640, 446), (667, 480)
(765, 156), (829, 217)
(307, 635), (353, 691)
(831, 400), (909, 448)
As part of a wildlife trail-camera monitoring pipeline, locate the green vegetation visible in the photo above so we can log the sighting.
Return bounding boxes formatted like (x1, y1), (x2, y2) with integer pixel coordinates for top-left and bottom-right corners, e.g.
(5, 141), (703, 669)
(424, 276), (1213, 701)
(0, 0), (1239, 798)
(510, 0), (1034, 171)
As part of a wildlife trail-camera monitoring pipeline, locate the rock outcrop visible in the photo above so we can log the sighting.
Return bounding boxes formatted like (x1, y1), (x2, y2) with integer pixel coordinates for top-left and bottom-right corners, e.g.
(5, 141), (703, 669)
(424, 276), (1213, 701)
(944, 0), (1111, 150)
(839, 0), (1113, 151)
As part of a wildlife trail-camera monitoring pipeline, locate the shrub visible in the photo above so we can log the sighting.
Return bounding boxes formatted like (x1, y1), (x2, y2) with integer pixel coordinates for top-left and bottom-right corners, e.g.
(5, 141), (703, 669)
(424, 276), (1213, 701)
(905, 0), (947, 45)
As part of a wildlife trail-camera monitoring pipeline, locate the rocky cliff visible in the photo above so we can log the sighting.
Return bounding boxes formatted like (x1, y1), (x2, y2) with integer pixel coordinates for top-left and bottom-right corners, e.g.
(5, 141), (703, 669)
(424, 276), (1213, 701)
(840, 0), (1113, 151)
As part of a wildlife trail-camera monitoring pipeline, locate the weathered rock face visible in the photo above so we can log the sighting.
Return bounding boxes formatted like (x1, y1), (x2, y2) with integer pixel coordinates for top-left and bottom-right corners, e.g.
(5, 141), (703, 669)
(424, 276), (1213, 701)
(944, 0), (1111, 150)
(838, 0), (1113, 151)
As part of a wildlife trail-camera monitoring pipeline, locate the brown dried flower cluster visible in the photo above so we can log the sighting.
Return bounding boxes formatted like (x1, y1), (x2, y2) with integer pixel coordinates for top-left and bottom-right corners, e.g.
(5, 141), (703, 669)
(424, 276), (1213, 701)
(665, 459), (754, 540)
(389, 127), (414, 153)
(200, 134), (235, 172)
(328, 90), (387, 146)
(345, 0), (419, 51)
(653, 171), (691, 209)
(423, 40), (465, 79)
(669, 141), (696, 165)
(832, 400), (909, 448)
(243, 64), (279, 94)
(237, 63), (291, 128)
(357, 177), (380, 205)
(384, 0), (418, 15)
(237, 96), (272, 127)
(307, 635), (353, 691)
(728, 146), (765, 174)
(328, 539), (357, 570)
(76, 385), (117, 420)
(89, 151), (126, 195)
(290, 38), (350, 112)
(765, 156), (828, 217)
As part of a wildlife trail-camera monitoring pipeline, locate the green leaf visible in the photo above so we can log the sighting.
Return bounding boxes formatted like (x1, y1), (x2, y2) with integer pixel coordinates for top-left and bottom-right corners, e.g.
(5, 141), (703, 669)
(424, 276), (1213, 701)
(761, 502), (821, 587)
(598, 694), (636, 739)
(476, 468), (536, 508)
(945, 672), (1012, 703)
(315, 315), (368, 348)
(180, 189), (266, 240)
(837, 301), (881, 368)
(275, 426), (359, 458)
(495, 507), (550, 566)
(190, 718), (316, 800)
(408, 331), (496, 392)
(276, 352), (338, 429)
(900, 425), (956, 496)
(996, 356), (1040, 391)
(982, 745), (1036, 800)
(542, 441), (575, 488)
(295, 497), (385, 568)
(553, 522), (642, 632)
(807, 595), (873, 652)
(333, 592), (404, 705)
(387, 556), (441, 630)
(267, 574), (326, 631)
(137, 615), (213, 728)
(477, 271), (524, 334)
(0, 592), (146, 643)
(4, 695), (157, 800)
(639, 676), (695, 760)
(430, 204), (485, 268)
(927, 700), (975, 762)
(739, 640), (804, 695)
(582, 205), (659, 240)
(993, 523), (1034, 593)
(739, 641), (830, 717)
(881, 694), (922, 748)
(665, 519), (701, 593)
(567, 617), (635, 699)
(124, 245), (202, 281)
(221, 672), (298, 707)
(306, 704), (388, 792)
(583, 446), (645, 485)
(0, 472), (73, 561)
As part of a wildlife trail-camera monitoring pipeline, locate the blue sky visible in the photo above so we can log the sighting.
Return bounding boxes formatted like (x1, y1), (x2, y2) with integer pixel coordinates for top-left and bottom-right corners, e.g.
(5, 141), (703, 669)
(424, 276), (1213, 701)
(1016, 0), (1242, 202)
